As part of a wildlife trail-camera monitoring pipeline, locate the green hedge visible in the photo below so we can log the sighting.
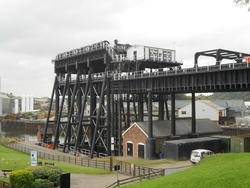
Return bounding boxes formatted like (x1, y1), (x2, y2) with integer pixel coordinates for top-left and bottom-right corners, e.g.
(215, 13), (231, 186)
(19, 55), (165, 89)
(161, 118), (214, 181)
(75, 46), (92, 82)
(10, 169), (33, 188)
(32, 167), (62, 186)
(9, 166), (63, 188)
(32, 179), (54, 188)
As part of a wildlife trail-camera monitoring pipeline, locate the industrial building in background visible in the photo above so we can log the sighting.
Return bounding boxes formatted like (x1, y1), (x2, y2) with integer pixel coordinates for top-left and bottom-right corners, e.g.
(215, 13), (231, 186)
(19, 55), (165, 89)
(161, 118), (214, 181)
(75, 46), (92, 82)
(0, 77), (35, 116)
(43, 39), (250, 159)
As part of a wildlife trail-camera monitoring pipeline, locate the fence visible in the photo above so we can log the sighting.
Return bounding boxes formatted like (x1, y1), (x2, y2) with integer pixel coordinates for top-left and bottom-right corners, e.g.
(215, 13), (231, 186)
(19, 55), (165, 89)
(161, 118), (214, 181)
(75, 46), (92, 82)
(112, 159), (163, 177)
(4, 143), (164, 178)
(106, 169), (165, 188)
(6, 143), (111, 171)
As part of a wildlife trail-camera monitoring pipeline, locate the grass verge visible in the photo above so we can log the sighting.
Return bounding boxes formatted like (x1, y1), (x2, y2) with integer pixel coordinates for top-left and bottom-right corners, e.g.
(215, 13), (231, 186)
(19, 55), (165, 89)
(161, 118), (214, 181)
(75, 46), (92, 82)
(0, 145), (111, 175)
(123, 153), (250, 188)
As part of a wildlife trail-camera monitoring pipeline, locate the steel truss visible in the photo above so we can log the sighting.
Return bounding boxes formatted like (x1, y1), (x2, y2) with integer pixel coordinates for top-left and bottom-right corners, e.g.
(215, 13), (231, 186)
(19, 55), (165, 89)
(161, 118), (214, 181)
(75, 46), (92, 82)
(44, 46), (250, 158)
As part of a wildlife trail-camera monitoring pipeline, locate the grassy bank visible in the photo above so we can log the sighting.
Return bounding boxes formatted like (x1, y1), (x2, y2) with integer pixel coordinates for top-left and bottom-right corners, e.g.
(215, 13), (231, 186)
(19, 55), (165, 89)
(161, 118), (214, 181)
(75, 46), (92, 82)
(0, 145), (111, 175)
(123, 153), (250, 188)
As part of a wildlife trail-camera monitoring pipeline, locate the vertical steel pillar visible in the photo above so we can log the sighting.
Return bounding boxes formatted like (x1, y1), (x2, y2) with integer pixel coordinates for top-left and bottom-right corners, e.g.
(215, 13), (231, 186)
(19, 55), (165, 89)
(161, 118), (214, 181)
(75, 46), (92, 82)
(191, 92), (196, 135)
(89, 82), (96, 146)
(126, 93), (130, 127)
(171, 93), (176, 136)
(111, 91), (115, 137)
(132, 95), (138, 121)
(146, 90), (155, 160)
(106, 78), (111, 156)
(55, 78), (60, 135)
(65, 76), (72, 151)
(138, 94), (144, 122)
(148, 91), (153, 138)
(158, 94), (164, 120)
(165, 95), (170, 120)
(117, 94), (122, 156)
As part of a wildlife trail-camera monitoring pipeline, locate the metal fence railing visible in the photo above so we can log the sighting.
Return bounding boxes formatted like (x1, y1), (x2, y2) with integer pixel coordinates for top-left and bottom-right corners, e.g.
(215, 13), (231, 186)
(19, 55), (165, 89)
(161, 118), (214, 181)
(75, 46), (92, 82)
(3, 143), (164, 178)
(5, 143), (111, 171)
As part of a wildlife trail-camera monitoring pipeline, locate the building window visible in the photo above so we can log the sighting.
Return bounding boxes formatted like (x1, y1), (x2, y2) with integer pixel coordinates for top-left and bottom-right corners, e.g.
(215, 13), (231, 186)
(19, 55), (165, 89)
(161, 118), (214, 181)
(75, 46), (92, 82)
(181, 111), (186, 115)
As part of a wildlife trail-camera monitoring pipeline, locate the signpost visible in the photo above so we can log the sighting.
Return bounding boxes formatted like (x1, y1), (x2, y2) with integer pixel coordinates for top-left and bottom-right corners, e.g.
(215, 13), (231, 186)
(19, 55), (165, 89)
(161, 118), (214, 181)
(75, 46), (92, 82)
(30, 150), (38, 166)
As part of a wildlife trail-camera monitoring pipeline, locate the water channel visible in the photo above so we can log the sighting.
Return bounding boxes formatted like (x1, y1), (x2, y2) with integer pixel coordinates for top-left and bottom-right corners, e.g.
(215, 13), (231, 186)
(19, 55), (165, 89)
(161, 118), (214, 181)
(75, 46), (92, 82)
(0, 121), (51, 142)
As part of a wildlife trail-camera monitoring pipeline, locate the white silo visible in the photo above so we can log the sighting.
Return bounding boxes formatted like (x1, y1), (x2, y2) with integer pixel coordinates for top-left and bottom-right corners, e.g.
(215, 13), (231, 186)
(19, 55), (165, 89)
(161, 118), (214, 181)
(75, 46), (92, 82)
(25, 96), (30, 112)
(21, 96), (26, 112)
(14, 99), (19, 114)
(29, 96), (34, 111)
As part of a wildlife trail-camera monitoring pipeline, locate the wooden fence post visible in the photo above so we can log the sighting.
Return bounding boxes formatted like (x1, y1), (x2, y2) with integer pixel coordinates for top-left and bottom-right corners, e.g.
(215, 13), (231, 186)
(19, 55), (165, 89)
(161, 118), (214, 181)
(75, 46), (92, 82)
(133, 165), (136, 177)
(161, 169), (165, 176)
(109, 157), (113, 172)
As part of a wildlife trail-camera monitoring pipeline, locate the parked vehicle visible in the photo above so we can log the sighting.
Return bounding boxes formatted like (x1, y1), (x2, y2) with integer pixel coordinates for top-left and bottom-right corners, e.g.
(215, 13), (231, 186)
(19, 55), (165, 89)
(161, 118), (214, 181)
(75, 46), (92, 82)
(190, 149), (214, 164)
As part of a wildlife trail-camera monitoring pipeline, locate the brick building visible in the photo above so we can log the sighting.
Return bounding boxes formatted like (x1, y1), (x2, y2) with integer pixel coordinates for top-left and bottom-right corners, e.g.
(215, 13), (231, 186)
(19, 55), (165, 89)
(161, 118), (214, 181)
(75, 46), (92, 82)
(122, 118), (222, 159)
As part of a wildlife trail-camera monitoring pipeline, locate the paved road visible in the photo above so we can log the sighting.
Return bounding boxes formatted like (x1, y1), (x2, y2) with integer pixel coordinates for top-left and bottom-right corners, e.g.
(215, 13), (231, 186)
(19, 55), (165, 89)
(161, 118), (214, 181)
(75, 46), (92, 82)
(150, 160), (193, 176)
(71, 173), (129, 188)
(165, 166), (192, 175)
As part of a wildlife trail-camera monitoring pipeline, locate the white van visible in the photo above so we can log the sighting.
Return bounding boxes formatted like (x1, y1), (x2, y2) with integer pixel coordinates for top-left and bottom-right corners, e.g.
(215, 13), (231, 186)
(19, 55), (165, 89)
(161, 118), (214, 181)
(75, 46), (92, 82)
(190, 149), (214, 164)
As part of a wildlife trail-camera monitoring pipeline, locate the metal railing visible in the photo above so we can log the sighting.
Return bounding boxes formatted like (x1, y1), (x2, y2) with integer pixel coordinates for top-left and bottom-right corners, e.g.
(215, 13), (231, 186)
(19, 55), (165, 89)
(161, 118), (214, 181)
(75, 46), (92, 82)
(58, 62), (250, 84)
(5, 143), (111, 171)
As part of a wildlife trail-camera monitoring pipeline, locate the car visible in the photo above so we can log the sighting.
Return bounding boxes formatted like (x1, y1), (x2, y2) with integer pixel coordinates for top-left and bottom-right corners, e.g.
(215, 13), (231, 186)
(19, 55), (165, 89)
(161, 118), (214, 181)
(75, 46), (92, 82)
(190, 149), (214, 164)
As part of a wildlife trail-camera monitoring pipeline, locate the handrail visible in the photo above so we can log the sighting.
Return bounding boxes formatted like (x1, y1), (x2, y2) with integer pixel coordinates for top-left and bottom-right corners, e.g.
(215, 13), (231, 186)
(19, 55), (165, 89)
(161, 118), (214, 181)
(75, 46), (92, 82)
(58, 62), (250, 83)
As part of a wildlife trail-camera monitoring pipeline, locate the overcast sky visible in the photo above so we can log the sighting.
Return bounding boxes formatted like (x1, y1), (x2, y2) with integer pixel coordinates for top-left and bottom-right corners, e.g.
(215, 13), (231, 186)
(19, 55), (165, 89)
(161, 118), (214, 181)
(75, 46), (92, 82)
(0, 0), (249, 97)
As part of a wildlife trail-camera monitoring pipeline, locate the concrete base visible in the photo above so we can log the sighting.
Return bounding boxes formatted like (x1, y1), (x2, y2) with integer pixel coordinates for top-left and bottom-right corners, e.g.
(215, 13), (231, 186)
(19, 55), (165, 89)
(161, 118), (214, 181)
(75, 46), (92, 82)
(146, 138), (156, 160)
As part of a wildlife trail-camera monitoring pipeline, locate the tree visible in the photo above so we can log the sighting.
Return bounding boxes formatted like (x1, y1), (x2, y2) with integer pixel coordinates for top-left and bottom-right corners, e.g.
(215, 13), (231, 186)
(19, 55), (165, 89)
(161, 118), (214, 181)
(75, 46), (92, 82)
(234, 0), (250, 10)
(235, 0), (249, 5)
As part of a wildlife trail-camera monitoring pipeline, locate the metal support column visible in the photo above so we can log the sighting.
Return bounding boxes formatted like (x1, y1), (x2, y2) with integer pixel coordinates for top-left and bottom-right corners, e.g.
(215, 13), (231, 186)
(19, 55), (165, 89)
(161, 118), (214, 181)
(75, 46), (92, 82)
(191, 92), (196, 135)
(146, 90), (155, 160)
(148, 91), (153, 138)
(126, 93), (130, 128)
(158, 94), (164, 120)
(138, 94), (144, 122)
(165, 95), (169, 120)
(106, 78), (111, 156)
(171, 93), (176, 136)
(117, 94), (122, 156)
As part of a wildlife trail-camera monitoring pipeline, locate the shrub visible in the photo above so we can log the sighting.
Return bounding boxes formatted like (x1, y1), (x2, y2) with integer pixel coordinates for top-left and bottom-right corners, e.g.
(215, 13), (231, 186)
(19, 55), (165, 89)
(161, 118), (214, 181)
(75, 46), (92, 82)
(32, 167), (62, 186)
(10, 169), (33, 188)
(25, 166), (43, 172)
(32, 179), (54, 188)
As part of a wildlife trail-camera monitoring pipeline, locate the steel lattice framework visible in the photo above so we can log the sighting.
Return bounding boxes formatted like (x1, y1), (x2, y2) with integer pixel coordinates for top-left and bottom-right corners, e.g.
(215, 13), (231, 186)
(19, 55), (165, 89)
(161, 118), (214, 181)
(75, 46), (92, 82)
(43, 40), (250, 158)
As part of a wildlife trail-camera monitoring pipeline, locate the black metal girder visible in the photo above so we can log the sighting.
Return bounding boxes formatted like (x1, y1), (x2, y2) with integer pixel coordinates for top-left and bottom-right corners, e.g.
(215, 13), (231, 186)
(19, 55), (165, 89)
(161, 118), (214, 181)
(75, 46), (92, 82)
(194, 49), (250, 66)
